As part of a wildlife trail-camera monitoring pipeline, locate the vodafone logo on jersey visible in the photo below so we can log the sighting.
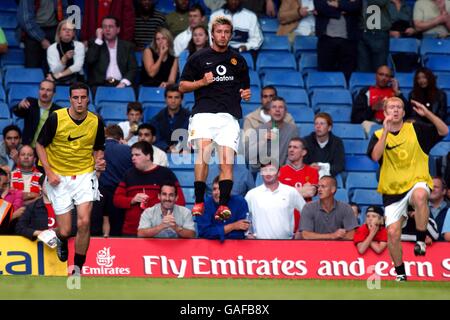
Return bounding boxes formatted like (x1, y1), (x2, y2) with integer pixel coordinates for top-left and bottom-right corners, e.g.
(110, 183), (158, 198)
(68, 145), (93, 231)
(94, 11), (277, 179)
(214, 65), (234, 82)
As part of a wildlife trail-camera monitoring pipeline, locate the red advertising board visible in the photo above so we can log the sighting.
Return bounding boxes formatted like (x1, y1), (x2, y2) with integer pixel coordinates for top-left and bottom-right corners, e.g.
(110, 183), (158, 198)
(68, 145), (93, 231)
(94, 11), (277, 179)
(68, 238), (450, 281)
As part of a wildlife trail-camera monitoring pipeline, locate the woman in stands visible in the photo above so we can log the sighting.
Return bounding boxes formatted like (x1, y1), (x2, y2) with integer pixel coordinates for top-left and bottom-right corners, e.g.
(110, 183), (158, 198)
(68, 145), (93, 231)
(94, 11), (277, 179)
(141, 27), (178, 88)
(46, 20), (85, 85)
(408, 67), (447, 124)
(179, 25), (209, 75)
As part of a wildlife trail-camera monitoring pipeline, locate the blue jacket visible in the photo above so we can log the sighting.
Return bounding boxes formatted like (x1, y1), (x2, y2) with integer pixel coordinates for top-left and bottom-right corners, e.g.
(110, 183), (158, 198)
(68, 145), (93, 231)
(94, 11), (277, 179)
(99, 139), (133, 188)
(196, 195), (249, 241)
(150, 107), (190, 151)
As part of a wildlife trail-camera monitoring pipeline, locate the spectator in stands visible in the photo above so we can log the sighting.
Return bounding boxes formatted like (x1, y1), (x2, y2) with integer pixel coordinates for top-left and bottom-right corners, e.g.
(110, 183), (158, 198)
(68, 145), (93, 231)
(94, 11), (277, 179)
(349, 201), (361, 225)
(149, 84), (190, 152)
(137, 123), (169, 167)
(141, 27), (178, 88)
(86, 16), (138, 93)
(314, 0), (361, 81)
(408, 67), (447, 124)
(413, 0), (450, 38)
(242, 0), (277, 17)
(277, 0), (316, 38)
(243, 86), (295, 136)
(303, 112), (345, 177)
(351, 65), (407, 136)
(0, 27), (8, 54)
(401, 206), (439, 244)
(174, 5), (206, 57)
(118, 102), (144, 146)
(0, 168), (25, 234)
(91, 125), (132, 237)
(10, 145), (42, 206)
(0, 125), (22, 172)
(354, 206), (387, 254)
(357, 0), (391, 72)
(209, 0), (264, 53)
(442, 202), (450, 240)
(17, 0), (68, 69)
(12, 80), (61, 147)
(245, 163), (306, 239)
(113, 141), (185, 236)
(429, 176), (449, 240)
(205, 155), (254, 196)
(300, 175), (358, 240)
(134, 0), (167, 51)
(46, 20), (85, 85)
(248, 97), (299, 171)
(137, 182), (195, 238)
(166, 0), (191, 37)
(186, 25), (210, 57)
(197, 175), (250, 240)
(388, 0), (416, 38)
(81, 0), (135, 43)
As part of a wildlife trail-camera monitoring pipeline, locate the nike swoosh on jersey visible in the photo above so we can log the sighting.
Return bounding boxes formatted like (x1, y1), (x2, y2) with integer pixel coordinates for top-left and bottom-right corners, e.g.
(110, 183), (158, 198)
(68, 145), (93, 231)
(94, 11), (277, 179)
(68, 134), (85, 141)
(386, 142), (404, 150)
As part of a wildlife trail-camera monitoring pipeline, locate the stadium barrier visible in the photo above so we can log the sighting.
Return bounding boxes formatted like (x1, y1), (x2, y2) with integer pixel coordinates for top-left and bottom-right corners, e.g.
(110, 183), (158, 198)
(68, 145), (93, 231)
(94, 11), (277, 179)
(2, 236), (450, 280)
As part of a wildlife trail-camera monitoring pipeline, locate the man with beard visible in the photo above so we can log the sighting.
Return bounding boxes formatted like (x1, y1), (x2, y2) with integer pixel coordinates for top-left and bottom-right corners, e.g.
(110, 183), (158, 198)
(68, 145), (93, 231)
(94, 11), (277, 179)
(12, 80), (61, 147)
(137, 182), (195, 238)
(134, 0), (167, 51)
(166, 0), (190, 37)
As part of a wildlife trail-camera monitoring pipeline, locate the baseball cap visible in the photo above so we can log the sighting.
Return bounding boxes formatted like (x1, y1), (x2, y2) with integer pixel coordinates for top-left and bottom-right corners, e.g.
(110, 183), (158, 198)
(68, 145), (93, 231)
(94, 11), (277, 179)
(366, 206), (384, 217)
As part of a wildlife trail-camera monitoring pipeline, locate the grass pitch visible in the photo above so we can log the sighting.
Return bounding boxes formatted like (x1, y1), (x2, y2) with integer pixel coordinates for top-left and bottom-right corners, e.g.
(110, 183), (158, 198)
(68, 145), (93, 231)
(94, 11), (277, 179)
(1, 277), (449, 300)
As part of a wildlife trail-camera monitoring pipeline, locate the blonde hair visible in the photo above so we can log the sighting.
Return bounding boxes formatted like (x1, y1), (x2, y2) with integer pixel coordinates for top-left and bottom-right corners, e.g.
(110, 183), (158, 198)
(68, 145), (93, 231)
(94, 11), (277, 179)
(150, 27), (174, 56)
(211, 16), (233, 33)
(383, 96), (404, 111)
(55, 19), (76, 43)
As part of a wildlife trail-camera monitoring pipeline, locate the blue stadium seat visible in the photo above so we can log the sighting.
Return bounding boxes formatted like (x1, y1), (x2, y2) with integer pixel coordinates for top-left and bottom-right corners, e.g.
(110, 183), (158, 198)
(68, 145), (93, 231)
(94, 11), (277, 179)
(0, 119), (13, 133)
(0, 0), (17, 12)
(293, 36), (318, 59)
(425, 55), (450, 74)
(335, 173), (344, 188)
(169, 153), (195, 169)
(0, 48), (25, 69)
(259, 17), (279, 34)
(173, 170), (195, 187)
(436, 73), (450, 91)
(288, 107), (314, 123)
(298, 122), (314, 136)
(389, 37), (419, 54)
(276, 88), (309, 108)
(320, 106), (351, 122)
(99, 104), (128, 122)
(349, 72), (374, 95)
(262, 70), (304, 89)
(298, 53), (317, 75)
(306, 72), (347, 92)
(260, 35), (291, 53)
(95, 86), (135, 105)
(143, 106), (164, 122)
(0, 86), (5, 103)
(335, 188), (349, 203)
(256, 52), (297, 76)
(242, 104), (256, 117)
(155, 0), (175, 13)
(343, 139), (369, 155)
(7, 84), (39, 108)
(135, 51), (143, 68)
(182, 187), (195, 207)
(4, 30), (19, 47)
(346, 172), (378, 197)
(345, 155), (379, 172)
(14, 117), (23, 132)
(420, 38), (450, 59)
(351, 189), (382, 206)
(249, 70), (261, 89)
(0, 13), (17, 30)
(241, 51), (254, 70)
(138, 86), (166, 107)
(395, 72), (414, 92)
(368, 123), (383, 138)
(0, 102), (11, 119)
(4, 68), (44, 90)
(430, 141), (450, 157)
(311, 89), (352, 112)
(333, 124), (365, 139)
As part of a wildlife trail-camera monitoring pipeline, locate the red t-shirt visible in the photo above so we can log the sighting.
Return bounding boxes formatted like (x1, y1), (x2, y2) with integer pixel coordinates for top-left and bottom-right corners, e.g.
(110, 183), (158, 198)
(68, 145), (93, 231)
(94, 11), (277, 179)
(353, 224), (388, 244)
(368, 86), (395, 121)
(279, 164), (319, 232)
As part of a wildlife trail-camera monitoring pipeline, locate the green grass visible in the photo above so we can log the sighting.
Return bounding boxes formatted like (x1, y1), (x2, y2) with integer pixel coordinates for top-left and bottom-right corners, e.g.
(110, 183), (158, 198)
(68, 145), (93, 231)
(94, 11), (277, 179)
(1, 277), (450, 300)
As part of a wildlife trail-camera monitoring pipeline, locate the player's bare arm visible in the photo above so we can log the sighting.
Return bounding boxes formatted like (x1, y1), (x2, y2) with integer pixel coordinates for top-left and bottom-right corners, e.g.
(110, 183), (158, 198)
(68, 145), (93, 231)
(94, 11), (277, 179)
(179, 72), (214, 93)
(35, 142), (60, 187)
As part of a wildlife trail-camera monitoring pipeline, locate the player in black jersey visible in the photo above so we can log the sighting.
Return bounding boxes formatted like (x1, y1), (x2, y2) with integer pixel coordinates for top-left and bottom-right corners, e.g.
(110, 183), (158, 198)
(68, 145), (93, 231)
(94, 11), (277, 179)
(179, 16), (251, 220)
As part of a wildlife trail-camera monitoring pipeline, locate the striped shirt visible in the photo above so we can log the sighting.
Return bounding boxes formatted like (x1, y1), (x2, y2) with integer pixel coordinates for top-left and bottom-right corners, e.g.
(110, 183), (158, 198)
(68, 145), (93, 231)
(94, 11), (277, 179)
(134, 11), (167, 49)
